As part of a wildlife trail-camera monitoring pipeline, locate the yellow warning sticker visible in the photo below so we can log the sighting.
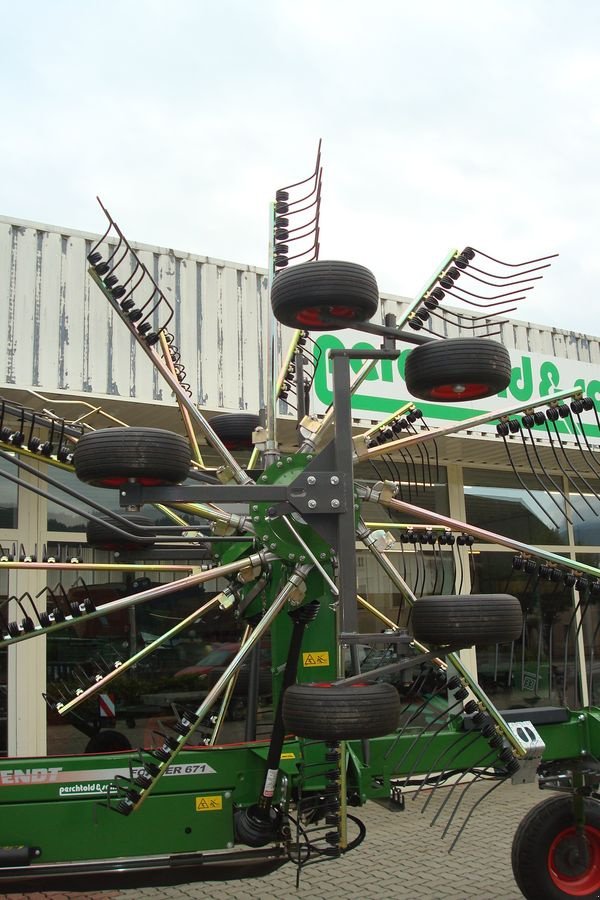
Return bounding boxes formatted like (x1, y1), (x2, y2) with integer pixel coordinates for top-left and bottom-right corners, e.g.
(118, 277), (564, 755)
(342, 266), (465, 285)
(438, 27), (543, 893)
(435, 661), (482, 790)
(280, 752), (296, 760)
(195, 795), (223, 812)
(302, 651), (330, 667)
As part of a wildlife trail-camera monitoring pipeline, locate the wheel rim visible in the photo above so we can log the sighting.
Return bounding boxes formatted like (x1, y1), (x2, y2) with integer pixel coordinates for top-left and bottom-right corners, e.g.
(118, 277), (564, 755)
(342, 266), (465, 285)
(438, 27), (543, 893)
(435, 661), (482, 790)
(295, 305), (360, 327)
(98, 476), (166, 487)
(428, 382), (492, 400)
(548, 824), (600, 895)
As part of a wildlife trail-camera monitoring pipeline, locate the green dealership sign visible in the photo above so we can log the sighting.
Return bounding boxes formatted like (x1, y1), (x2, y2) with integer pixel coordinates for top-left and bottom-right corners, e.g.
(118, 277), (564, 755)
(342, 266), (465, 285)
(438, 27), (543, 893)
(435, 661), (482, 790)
(311, 332), (600, 439)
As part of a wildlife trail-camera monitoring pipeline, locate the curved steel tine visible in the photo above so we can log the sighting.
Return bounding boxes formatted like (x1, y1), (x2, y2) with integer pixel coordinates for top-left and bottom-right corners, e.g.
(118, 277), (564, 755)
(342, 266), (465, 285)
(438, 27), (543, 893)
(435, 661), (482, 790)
(447, 283), (533, 300)
(447, 776), (509, 853)
(282, 184), (322, 219)
(442, 288), (525, 308)
(89, 197), (114, 254)
(466, 261), (551, 280)
(285, 212), (319, 236)
(104, 234), (126, 268)
(277, 139), (322, 193)
(429, 305), (513, 325)
(468, 247), (559, 267)
(421, 310), (511, 338)
(286, 235), (319, 263)
(461, 270), (544, 289)
(285, 168), (322, 209)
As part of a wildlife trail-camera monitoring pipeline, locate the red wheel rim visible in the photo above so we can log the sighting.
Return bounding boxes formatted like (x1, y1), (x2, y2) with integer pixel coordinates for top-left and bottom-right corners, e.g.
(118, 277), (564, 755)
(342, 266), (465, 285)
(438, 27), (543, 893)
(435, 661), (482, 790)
(428, 382), (491, 400)
(98, 476), (165, 487)
(548, 824), (600, 895)
(295, 305), (359, 327)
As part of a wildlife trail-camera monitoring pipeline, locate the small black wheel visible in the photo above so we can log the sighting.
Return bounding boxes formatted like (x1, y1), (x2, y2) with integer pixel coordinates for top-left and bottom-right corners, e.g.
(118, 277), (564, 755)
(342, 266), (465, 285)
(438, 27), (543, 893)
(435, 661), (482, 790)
(404, 338), (511, 402)
(86, 513), (156, 550)
(73, 427), (190, 487)
(512, 795), (600, 899)
(85, 730), (132, 754)
(412, 594), (523, 647)
(209, 413), (261, 451)
(282, 682), (400, 740)
(271, 260), (379, 331)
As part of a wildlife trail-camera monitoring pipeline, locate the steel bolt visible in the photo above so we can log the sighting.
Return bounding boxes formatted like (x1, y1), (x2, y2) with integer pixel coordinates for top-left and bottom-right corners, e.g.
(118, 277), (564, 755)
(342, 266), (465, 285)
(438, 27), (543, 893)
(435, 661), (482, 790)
(270, 543), (277, 550)
(331, 499), (340, 509)
(307, 476), (316, 485)
(330, 476), (339, 485)
(308, 499), (317, 509)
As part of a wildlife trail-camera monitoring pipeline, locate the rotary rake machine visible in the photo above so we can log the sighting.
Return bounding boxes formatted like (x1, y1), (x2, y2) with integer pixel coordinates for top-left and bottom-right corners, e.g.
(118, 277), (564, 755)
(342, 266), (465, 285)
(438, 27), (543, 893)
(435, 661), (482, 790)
(0, 148), (599, 898)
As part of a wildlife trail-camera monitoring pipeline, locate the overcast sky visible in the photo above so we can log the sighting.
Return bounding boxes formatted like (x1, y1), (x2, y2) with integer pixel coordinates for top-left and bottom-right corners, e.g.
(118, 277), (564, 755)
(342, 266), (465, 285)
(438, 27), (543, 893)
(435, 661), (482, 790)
(1, 0), (599, 335)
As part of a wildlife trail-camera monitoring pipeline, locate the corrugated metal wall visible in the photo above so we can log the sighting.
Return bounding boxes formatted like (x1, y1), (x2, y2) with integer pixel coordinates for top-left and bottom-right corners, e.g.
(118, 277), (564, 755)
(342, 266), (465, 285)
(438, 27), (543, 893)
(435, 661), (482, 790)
(0, 216), (271, 414)
(1, 214), (599, 415)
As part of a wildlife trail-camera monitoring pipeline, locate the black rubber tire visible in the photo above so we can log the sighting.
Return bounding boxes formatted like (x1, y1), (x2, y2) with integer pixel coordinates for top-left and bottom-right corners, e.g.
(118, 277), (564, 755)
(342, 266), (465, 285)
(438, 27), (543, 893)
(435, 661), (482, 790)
(85, 730), (132, 754)
(404, 338), (511, 402)
(209, 413), (260, 451)
(86, 513), (156, 550)
(411, 594), (523, 647)
(271, 260), (379, 331)
(282, 682), (400, 740)
(73, 427), (190, 487)
(512, 795), (600, 900)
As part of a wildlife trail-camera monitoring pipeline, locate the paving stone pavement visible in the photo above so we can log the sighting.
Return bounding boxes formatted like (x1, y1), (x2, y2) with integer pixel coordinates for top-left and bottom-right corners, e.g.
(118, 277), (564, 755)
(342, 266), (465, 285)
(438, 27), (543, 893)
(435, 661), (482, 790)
(2, 780), (545, 900)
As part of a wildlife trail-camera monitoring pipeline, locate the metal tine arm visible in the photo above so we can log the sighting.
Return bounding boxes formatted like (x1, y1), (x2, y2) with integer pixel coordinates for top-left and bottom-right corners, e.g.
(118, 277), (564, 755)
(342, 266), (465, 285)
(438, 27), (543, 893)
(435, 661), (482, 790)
(441, 287), (525, 307)
(285, 210), (320, 237)
(468, 247), (559, 267)
(544, 419), (599, 509)
(413, 730), (480, 801)
(359, 386), (589, 461)
(460, 269), (543, 289)
(120, 565), (312, 812)
(430, 747), (497, 828)
(516, 426), (579, 523)
(427, 306), (513, 329)
(367, 488), (600, 580)
(283, 170), (322, 210)
(57, 591), (227, 716)
(441, 760), (504, 840)
(88, 212), (113, 256)
(447, 776), (510, 853)
(393, 695), (467, 775)
(276, 139), (322, 193)
(444, 282), (532, 301)
(467, 260), (552, 279)
(0, 551), (276, 647)
(282, 181), (322, 219)
(285, 233), (319, 263)
(497, 431), (561, 529)
(564, 406), (600, 481)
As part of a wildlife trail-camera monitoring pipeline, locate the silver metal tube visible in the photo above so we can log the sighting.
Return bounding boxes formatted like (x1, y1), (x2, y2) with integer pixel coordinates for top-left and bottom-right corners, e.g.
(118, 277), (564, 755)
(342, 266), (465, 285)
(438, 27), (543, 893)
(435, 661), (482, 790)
(372, 490), (600, 578)
(0, 552), (277, 648)
(135, 565), (312, 808)
(361, 386), (585, 462)
(57, 594), (225, 715)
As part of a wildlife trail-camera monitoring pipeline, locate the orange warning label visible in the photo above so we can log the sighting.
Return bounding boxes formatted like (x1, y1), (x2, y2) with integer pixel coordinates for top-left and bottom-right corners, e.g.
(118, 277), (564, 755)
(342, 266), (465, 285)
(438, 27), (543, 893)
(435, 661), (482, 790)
(302, 651), (330, 667)
(195, 795), (223, 811)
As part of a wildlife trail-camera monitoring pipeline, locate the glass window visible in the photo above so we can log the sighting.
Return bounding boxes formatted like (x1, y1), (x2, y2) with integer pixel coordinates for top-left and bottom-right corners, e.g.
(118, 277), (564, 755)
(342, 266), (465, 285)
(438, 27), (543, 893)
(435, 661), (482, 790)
(47, 465), (120, 533)
(571, 480), (600, 546)
(45, 573), (271, 755)
(464, 468), (568, 545)
(574, 553), (600, 706)
(472, 551), (579, 709)
(0, 455), (18, 529)
(0, 571), (7, 755)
